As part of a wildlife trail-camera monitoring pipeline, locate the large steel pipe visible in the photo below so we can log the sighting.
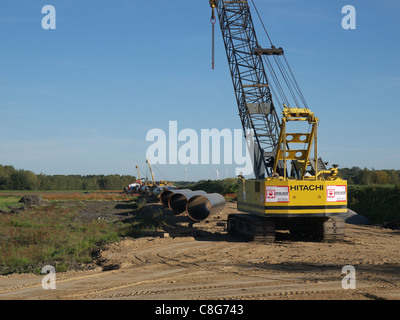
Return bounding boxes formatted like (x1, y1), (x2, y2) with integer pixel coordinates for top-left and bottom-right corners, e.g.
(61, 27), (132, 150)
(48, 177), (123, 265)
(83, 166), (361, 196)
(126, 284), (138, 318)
(168, 190), (207, 215)
(186, 193), (226, 222)
(160, 189), (191, 207)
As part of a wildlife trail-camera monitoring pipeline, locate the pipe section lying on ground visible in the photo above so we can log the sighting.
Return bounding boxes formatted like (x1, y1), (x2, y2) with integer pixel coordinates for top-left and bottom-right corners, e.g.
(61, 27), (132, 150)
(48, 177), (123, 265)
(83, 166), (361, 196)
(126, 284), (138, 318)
(186, 193), (226, 222)
(159, 189), (191, 207)
(168, 190), (207, 215)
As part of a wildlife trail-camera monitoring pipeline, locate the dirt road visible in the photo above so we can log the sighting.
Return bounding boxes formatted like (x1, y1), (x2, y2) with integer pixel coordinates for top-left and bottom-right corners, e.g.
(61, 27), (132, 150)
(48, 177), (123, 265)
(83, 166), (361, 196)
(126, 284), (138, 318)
(1, 201), (399, 300)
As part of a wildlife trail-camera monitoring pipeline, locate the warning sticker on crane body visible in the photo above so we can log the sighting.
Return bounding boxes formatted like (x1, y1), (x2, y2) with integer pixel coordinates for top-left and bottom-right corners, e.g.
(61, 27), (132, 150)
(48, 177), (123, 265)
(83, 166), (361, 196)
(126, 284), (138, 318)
(265, 186), (290, 203)
(326, 185), (347, 202)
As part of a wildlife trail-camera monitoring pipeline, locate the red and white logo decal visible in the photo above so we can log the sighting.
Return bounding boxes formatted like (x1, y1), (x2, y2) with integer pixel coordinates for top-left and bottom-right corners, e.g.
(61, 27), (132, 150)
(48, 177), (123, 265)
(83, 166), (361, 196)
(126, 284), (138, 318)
(266, 186), (289, 203)
(266, 190), (275, 199)
(327, 189), (335, 199)
(326, 185), (347, 202)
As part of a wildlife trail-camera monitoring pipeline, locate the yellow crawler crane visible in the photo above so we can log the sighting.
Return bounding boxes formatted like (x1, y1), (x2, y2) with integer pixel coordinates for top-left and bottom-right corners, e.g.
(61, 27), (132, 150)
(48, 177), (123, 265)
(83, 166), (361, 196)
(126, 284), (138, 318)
(210, 0), (347, 242)
(234, 107), (346, 242)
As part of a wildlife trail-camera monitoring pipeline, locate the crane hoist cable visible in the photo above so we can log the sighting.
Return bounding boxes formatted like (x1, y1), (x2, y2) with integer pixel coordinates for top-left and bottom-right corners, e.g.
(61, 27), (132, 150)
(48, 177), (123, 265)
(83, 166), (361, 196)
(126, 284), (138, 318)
(138, 166), (146, 177)
(250, 0), (273, 46)
(273, 55), (301, 108)
(249, 0), (309, 110)
(283, 55), (309, 109)
(152, 164), (170, 182)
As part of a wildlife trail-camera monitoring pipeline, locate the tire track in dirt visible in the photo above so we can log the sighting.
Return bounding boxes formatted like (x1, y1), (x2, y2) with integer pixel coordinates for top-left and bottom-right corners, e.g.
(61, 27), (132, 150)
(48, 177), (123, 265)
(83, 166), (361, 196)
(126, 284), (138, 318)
(62, 267), (188, 299)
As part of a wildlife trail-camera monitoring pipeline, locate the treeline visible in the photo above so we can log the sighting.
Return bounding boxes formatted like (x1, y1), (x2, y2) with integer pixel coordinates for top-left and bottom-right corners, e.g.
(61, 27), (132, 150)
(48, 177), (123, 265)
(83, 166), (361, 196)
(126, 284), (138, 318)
(348, 185), (400, 224)
(338, 167), (400, 185)
(0, 165), (136, 191)
(189, 178), (239, 194)
(1, 164), (400, 191)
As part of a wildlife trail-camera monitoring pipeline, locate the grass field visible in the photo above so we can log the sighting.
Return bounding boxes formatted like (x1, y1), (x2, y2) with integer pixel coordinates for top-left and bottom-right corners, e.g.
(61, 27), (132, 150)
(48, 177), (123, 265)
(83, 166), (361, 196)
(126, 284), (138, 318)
(0, 190), (132, 201)
(0, 191), (133, 275)
(0, 195), (23, 211)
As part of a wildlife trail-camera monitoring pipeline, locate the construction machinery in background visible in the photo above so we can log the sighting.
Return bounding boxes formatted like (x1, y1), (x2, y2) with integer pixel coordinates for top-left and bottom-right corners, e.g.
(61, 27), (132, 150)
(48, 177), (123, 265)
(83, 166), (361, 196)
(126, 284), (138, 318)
(122, 159), (174, 195)
(139, 159), (156, 194)
(123, 165), (143, 194)
(124, 162), (163, 195)
(122, 165), (141, 194)
(145, 158), (174, 193)
(136, 165), (142, 187)
(146, 159), (156, 189)
(209, 0), (347, 242)
(124, 180), (141, 194)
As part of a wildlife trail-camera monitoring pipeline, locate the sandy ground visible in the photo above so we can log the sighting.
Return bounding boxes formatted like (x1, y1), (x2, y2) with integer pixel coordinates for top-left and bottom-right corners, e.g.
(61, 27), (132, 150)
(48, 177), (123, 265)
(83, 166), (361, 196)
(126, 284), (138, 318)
(1, 200), (400, 300)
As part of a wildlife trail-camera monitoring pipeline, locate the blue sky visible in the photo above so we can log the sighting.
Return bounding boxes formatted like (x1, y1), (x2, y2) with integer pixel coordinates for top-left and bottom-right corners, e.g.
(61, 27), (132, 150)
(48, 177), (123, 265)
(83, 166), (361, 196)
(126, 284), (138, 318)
(0, 0), (399, 181)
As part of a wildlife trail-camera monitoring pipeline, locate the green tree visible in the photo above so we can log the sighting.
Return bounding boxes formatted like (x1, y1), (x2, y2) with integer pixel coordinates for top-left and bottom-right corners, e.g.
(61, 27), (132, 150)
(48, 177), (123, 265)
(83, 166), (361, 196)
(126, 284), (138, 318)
(372, 170), (390, 185)
(359, 168), (373, 185)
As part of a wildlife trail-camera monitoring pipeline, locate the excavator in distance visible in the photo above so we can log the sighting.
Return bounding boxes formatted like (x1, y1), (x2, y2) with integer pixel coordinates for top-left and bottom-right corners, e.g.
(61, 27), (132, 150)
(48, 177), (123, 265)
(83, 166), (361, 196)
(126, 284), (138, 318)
(209, 0), (347, 242)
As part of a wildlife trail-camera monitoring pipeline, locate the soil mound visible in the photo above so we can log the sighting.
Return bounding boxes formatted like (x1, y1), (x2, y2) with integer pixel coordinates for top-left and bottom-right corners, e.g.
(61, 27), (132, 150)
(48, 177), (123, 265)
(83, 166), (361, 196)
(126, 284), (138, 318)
(19, 195), (44, 206)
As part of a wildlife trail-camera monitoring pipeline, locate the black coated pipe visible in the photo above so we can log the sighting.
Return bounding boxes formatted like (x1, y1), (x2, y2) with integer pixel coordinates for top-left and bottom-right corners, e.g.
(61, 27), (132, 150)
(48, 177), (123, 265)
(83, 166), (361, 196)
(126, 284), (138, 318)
(160, 189), (191, 207)
(186, 193), (226, 222)
(168, 190), (207, 215)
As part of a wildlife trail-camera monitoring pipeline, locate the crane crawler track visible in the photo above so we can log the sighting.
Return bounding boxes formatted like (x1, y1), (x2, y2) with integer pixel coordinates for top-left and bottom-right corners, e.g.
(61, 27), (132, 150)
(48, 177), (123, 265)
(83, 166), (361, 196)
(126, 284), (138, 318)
(228, 214), (345, 243)
(322, 217), (345, 242)
(227, 214), (275, 243)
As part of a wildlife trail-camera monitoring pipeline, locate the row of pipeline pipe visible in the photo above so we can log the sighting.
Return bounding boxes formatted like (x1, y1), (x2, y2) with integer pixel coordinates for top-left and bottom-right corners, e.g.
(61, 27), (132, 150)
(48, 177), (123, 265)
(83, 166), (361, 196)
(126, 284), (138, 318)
(169, 190), (207, 215)
(159, 188), (225, 222)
